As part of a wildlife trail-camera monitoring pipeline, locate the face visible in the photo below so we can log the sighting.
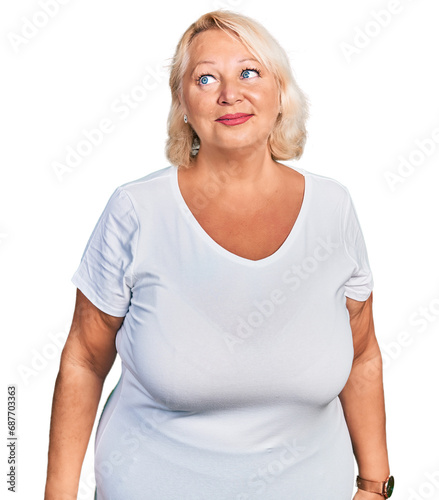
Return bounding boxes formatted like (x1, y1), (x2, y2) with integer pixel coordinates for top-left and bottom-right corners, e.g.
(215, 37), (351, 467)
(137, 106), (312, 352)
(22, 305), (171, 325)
(179, 29), (281, 156)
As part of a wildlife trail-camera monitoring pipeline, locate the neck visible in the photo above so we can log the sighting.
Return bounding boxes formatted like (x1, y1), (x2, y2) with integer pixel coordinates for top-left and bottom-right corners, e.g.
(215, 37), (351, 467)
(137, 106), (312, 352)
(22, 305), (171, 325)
(190, 143), (282, 198)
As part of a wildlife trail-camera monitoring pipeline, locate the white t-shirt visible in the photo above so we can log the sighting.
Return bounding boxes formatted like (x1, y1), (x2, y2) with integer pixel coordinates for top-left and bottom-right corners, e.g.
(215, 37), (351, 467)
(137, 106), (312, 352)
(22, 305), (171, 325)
(72, 164), (374, 499)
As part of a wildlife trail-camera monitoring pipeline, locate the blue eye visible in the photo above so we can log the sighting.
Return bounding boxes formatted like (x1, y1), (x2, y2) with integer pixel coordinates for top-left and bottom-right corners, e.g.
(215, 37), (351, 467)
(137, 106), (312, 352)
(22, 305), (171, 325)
(242, 69), (260, 79)
(198, 75), (215, 85)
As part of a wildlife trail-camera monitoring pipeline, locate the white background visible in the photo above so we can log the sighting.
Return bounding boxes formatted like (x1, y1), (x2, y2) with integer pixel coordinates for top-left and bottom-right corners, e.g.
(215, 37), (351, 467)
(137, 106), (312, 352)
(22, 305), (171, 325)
(2, 0), (439, 498)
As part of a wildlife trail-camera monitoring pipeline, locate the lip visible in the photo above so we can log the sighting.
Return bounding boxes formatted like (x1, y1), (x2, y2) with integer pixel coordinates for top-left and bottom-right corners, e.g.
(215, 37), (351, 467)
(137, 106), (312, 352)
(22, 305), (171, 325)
(215, 113), (253, 126)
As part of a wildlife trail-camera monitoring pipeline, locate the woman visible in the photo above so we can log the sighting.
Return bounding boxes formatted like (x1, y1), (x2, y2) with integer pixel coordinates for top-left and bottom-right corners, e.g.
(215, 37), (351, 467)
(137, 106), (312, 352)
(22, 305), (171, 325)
(45, 10), (393, 500)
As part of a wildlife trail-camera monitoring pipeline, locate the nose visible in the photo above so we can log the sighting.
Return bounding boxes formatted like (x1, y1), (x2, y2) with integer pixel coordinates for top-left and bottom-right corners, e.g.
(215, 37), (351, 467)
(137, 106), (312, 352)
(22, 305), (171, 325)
(217, 78), (243, 106)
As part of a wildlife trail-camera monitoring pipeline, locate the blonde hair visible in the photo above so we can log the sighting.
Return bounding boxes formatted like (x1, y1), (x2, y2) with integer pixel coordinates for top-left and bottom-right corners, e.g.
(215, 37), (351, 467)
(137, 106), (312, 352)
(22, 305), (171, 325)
(166, 10), (310, 168)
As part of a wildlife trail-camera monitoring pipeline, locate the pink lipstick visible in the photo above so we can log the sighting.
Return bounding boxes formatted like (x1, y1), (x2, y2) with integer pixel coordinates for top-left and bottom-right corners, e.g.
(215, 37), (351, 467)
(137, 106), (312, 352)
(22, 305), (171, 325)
(215, 113), (253, 126)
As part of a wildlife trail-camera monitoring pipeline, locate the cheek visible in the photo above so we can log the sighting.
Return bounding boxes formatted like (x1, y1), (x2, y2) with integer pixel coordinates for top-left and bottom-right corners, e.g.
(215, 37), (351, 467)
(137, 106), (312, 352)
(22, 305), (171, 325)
(254, 96), (280, 123)
(251, 84), (279, 112)
(188, 94), (217, 122)
(186, 90), (209, 114)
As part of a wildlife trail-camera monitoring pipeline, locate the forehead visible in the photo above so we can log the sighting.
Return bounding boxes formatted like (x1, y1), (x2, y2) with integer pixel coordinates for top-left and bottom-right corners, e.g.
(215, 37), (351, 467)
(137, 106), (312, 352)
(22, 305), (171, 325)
(187, 28), (255, 62)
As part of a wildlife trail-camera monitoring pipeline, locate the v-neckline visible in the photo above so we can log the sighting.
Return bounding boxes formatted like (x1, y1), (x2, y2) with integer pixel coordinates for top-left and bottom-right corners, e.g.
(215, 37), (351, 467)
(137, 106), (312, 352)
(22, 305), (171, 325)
(170, 163), (310, 267)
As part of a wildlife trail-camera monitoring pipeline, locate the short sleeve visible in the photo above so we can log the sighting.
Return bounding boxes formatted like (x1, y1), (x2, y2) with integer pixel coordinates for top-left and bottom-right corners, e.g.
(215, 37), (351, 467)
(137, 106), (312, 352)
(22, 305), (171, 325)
(71, 187), (139, 317)
(342, 190), (374, 301)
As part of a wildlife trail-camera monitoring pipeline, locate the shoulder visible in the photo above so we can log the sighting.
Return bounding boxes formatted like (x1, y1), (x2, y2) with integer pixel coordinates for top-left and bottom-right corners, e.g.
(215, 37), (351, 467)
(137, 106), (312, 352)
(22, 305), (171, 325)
(306, 167), (349, 199)
(118, 165), (174, 196)
(109, 166), (175, 210)
(94, 166), (175, 225)
(280, 162), (351, 208)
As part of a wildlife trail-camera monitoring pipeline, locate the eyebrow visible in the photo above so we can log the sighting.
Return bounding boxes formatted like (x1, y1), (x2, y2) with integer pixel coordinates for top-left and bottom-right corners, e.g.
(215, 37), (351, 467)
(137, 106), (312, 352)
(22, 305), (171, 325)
(190, 58), (261, 77)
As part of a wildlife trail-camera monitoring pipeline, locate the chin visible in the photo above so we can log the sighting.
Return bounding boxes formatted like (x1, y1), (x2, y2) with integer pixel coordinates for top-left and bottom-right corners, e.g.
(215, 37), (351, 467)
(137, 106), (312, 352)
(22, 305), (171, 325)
(215, 141), (259, 155)
(212, 132), (266, 152)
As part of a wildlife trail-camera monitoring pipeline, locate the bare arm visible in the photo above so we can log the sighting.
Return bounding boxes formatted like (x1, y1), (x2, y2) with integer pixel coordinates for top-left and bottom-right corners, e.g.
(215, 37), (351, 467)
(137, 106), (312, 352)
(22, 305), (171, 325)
(339, 292), (391, 499)
(44, 289), (124, 500)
